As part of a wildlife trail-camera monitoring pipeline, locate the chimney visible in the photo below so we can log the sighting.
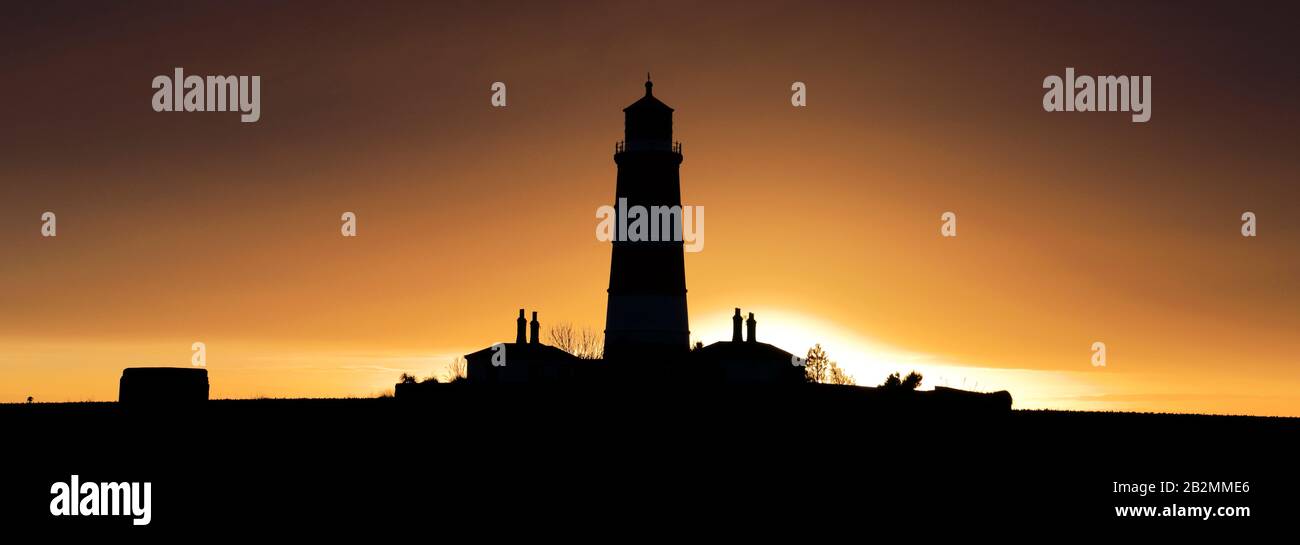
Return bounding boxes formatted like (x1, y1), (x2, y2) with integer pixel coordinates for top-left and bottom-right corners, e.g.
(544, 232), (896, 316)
(516, 309), (526, 344)
(529, 311), (540, 345)
(746, 312), (756, 343)
(732, 308), (743, 342)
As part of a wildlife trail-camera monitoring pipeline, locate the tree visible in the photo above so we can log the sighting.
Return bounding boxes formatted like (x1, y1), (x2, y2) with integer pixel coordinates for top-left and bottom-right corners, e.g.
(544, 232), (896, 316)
(548, 322), (604, 359)
(441, 357), (467, 383)
(398, 373), (417, 385)
(803, 344), (855, 385)
(804, 344), (829, 383)
(828, 365), (855, 386)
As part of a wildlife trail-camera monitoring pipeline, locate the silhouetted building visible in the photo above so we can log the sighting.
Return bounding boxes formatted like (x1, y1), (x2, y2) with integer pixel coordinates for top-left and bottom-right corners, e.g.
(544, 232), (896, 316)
(119, 367), (209, 406)
(690, 309), (803, 384)
(465, 310), (585, 383)
(603, 76), (690, 362)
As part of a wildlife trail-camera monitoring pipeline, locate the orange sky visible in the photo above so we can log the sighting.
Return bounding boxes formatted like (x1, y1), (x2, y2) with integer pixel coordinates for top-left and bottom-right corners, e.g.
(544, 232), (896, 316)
(2, 1), (1298, 415)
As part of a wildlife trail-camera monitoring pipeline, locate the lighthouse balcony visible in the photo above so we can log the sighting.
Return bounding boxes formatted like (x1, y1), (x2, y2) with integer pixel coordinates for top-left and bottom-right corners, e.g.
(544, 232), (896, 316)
(615, 140), (682, 155)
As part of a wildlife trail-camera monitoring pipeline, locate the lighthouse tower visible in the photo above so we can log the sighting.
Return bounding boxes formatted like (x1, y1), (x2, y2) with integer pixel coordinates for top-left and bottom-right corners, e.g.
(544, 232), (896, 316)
(603, 76), (690, 362)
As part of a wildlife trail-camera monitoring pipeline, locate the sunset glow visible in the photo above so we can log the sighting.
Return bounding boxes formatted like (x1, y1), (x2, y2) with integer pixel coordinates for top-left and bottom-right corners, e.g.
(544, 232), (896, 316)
(2, 1), (1298, 416)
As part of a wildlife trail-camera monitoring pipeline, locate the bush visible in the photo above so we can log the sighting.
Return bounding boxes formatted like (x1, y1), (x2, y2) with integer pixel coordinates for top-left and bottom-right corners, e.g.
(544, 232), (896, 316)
(880, 371), (922, 391)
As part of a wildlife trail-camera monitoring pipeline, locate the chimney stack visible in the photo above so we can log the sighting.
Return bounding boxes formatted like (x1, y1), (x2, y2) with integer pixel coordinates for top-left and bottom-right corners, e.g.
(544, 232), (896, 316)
(516, 309), (527, 344)
(732, 308), (743, 342)
(529, 311), (540, 344)
(746, 312), (756, 343)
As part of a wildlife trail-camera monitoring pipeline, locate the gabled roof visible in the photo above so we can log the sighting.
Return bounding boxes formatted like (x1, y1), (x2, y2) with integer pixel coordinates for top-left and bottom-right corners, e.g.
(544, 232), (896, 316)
(464, 342), (582, 362)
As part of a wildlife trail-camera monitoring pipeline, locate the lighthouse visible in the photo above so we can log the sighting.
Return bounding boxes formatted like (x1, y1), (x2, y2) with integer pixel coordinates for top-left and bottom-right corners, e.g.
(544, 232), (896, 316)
(603, 76), (690, 363)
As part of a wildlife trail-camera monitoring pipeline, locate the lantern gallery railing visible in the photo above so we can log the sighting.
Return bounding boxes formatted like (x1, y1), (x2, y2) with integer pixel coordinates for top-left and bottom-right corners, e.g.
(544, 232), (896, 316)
(615, 140), (682, 154)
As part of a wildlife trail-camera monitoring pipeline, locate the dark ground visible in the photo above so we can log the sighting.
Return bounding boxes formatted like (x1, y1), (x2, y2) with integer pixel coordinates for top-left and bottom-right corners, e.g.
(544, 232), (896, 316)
(3, 387), (1295, 535)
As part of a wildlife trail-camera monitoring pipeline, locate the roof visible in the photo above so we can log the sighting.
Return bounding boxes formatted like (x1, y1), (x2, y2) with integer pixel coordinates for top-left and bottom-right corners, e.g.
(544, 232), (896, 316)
(691, 340), (794, 361)
(624, 79), (673, 113)
(464, 342), (582, 362)
(121, 367), (208, 377)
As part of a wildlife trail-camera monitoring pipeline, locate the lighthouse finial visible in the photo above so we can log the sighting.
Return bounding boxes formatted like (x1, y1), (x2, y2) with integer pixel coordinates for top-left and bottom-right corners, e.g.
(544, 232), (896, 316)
(645, 72), (653, 95)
